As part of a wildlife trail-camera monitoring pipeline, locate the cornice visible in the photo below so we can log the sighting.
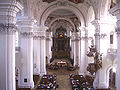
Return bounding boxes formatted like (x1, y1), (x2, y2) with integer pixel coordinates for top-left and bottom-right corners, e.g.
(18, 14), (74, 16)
(0, 1), (23, 14)
(20, 32), (34, 38)
(109, 3), (120, 16)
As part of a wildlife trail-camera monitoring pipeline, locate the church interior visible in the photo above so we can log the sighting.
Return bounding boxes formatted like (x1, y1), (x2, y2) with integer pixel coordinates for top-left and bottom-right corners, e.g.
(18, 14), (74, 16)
(0, 0), (120, 90)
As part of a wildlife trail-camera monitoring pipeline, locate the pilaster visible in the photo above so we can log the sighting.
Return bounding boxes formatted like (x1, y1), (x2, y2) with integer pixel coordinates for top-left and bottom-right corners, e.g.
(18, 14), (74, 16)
(91, 20), (101, 89)
(46, 31), (52, 64)
(91, 20), (100, 52)
(17, 18), (35, 89)
(39, 25), (48, 76)
(109, 2), (120, 90)
(33, 25), (41, 75)
(116, 27), (120, 90)
(0, 1), (22, 90)
(71, 32), (76, 66)
(79, 27), (87, 75)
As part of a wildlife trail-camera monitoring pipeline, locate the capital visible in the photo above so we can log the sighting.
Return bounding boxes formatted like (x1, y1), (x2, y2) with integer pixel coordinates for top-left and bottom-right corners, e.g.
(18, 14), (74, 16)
(109, 2), (120, 19)
(91, 20), (100, 27)
(0, 1), (23, 16)
(39, 25), (48, 31)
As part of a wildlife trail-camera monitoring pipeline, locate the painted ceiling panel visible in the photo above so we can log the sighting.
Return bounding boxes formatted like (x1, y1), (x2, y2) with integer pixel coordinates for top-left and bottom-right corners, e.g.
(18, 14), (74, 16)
(42, 0), (84, 4)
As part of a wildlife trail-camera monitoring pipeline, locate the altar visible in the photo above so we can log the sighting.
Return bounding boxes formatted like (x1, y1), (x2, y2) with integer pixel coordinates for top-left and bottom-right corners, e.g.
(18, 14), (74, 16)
(51, 26), (71, 60)
(57, 61), (67, 67)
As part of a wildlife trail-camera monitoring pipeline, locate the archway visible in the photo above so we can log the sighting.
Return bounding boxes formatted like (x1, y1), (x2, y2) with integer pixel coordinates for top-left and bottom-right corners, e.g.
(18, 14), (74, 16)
(41, 1), (84, 67)
(106, 65), (117, 89)
(39, 0), (85, 26)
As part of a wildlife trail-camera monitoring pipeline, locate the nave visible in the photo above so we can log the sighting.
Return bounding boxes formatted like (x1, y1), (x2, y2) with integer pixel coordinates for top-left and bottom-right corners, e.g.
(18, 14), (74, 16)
(33, 60), (79, 90)
(1, 0), (120, 90)
(16, 58), (116, 90)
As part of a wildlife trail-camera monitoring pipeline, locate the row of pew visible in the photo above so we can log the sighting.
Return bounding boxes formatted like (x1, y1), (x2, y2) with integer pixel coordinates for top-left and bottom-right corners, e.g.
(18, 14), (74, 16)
(37, 74), (110, 90)
(69, 74), (94, 90)
(37, 75), (58, 89)
(47, 63), (76, 71)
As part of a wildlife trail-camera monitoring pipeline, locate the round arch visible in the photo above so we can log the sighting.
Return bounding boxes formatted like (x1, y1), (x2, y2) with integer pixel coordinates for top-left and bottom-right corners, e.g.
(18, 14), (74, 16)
(100, 0), (111, 17)
(39, 1), (85, 27)
(105, 62), (117, 88)
(48, 17), (76, 31)
(50, 20), (73, 37)
(86, 6), (95, 26)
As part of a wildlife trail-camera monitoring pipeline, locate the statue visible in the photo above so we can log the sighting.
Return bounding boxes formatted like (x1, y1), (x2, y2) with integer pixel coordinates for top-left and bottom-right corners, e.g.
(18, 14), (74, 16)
(87, 43), (102, 75)
(87, 45), (96, 57)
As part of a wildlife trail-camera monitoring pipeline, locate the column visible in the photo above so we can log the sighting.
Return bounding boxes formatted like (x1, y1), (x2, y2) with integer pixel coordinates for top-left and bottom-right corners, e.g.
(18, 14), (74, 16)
(85, 27), (89, 74)
(75, 32), (79, 66)
(109, 3), (120, 90)
(79, 28), (86, 75)
(75, 39), (79, 66)
(46, 31), (52, 64)
(92, 20), (100, 52)
(71, 32), (77, 66)
(91, 20), (100, 89)
(33, 25), (41, 75)
(0, 1), (22, 90)
(92, 20), (100, 89)
(39, 26), (48, 76)
(71, 33), (74, 60)
(17, 18), (35, 88)
(74, 39), (77, 66)
(78, 31), (81, 67)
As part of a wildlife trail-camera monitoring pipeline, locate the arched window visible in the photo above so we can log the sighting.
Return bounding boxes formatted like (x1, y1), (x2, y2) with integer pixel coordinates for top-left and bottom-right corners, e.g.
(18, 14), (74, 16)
(110, 34), (113, 44)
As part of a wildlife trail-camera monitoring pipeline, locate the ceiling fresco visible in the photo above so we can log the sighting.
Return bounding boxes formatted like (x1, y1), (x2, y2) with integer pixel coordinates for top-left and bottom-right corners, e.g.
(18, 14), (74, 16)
(42, 0), (84, 4)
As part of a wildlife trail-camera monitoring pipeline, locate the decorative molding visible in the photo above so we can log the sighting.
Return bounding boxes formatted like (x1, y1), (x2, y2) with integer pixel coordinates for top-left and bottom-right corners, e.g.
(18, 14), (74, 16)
(100, 34), (107, 39)
(20, 32), (33, 38)
(42, 0), (84, 4)
(0, 1), (23, 16)
(46, 37), (51, 41)
(40, 36), (46, 39)
(56, 0), (69, 6)
(107, 48), (117, 54)
(81, 36), (89, 40)
(75, 38), (80, 41)
(33, 36), (41, 39)
(94, 33), (100, 37)
(33, 31), (47, 40)
(33, 36), (47, 40)
(91, 20), (100, 31)
(109, 3), (120, 16)
(0, 23), (17, 34)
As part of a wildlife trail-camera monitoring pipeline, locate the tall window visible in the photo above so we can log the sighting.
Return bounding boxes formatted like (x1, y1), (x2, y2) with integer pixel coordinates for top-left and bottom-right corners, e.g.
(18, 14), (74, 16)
(110, 34), (113, 44)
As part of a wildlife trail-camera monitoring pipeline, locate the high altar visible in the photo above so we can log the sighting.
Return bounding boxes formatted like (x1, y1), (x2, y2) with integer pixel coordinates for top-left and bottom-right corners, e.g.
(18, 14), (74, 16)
(51, 26), (71, 59)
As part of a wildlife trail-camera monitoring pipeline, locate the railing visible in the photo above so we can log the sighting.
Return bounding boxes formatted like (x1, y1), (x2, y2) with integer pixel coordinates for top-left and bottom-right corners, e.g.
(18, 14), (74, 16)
(107, 48), (117, 62)
(107, 48), (117, 54)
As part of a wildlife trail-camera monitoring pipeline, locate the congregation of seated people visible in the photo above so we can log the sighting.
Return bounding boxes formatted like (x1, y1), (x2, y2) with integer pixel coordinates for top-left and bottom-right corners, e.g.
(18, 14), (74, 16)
(37, 75), (58, 89)
(69, 74), (94, 90)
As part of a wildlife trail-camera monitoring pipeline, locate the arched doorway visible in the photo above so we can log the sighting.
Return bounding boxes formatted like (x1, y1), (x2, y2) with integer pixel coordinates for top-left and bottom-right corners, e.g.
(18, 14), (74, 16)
(109, 68), (116, 89)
